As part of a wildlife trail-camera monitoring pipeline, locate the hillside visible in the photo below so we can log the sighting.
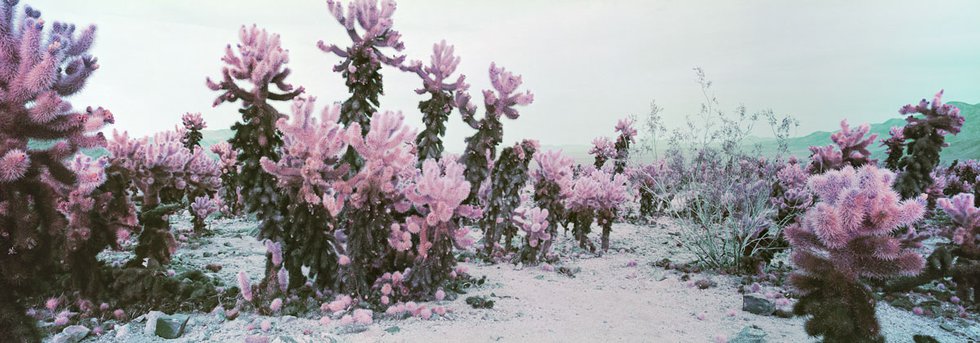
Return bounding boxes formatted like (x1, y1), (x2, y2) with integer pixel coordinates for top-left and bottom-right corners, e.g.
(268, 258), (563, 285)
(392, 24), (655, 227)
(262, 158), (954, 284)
(122, 101), (978, 165)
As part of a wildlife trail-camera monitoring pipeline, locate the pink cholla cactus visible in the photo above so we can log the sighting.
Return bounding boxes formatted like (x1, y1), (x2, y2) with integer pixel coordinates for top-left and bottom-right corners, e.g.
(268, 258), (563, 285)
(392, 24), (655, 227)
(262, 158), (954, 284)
(937, 193), (979, 256)
(403, 157), (480, 257)
(318, 0), (406, 72)
(786, 165), (925, 341)
(615, 118), (638, 139)
(515, 207), (550, 248)
(107, 129), (220, 264)
(807, 120), (876, 174)
(787, 165), (925, 280)
(481, 63), (534, 120)
(342, 110), (416, 207)
(238, 271), (254, 302)
(533, 150), (575, 187)
(589, 137), (616, 169)
(210, 142), (238, 172)
(190, 196), (218, 219)
(404, 40), (467, 95)
(207, 25), (303, 107)
(181, 112), (206, 131)
(260, 97), (349, 208)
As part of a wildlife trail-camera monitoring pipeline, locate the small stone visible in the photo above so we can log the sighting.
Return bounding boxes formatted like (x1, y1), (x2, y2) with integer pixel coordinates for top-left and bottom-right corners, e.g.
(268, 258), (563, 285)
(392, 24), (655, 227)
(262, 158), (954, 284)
(913, 335), (940, 343)
(205, 263), (222, 272)
(52, 325), (89, 343)
(889, 296), (915, 310)
(729, 325), (767, 343)
(773, 309), (793, 318)
(143, 311), (164, 335)
(155, 313), (190, 339)
(742, 295), (775, 316)
(115, 324), (131, 339)
(694, 278), (717, 289)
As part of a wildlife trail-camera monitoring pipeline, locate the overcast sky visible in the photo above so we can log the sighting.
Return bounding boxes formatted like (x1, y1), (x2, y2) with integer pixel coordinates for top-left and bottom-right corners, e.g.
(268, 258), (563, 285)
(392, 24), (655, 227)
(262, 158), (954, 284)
(32, 0), (980, 150)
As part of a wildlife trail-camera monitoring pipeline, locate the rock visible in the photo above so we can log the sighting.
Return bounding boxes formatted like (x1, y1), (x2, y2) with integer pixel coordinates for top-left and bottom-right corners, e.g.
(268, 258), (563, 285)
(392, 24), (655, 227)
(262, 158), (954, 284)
(742, 295), (775, 316)
(729, 325), (767, 343)
(913, 335), (940, 343)
(115, 324), (131, 339)
(155, 313), (191, 339)
(694, 278), (717, 289)
(52, 325), (89, 343)
(205, 263), (222, 272)
(773, 308), (793, 318)
(143, 311), (164, 335)
(889, 296), (915, 310)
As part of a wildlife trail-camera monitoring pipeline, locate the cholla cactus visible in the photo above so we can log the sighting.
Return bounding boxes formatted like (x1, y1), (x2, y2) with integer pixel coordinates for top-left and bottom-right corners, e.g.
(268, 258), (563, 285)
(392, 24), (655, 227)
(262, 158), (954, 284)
(0, 1), (113, 337)
(588, 137), (615, 170)
(190, 196), (218, 232)
(514, 207), (550, 264)
(938, 193), (979, 258)
(210, 141), (243, 216)
(107, 130), (220, 266)
(339, 110), (416, 295)
(404, 40), (468, 164)
(181, 112), (206, 149)
(531, 150), (574, 257)
(891, 90), (965, 198)
(880, 126), (905, 170)
(318, 0), (407, 173)
(785, 165), (925, 342)
(260, 97), (349, 290)
(807, 120), (876, 174)
(482, 140), (538, 255)
(207, 25), (303, 285)
(59, 154), (138, 299)
(402, 157), (480, 293)
(457, 63), (534, 204)
(613, 118), (637, 174)
(937, 193), (980, 304)
(564, 168), (629, 252)
(770, 157), (813, 225)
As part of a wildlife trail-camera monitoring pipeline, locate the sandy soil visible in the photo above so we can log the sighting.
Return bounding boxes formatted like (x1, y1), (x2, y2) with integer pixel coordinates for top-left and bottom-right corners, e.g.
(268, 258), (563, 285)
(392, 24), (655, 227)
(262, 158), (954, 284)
(75, 215), (976, 343)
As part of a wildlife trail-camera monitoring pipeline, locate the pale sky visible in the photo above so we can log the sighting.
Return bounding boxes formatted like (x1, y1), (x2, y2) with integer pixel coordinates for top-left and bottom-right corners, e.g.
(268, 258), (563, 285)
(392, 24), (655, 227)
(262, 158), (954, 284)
(32, 0), (980, 150)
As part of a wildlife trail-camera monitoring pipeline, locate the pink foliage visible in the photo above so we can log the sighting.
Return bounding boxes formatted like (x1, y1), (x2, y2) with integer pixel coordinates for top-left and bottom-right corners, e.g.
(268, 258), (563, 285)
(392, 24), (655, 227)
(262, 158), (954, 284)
(260, 97), (348, 210)
(937, 193), (979, 255)
(786, 165), (925, 281)
(403, 40), (468, 95)
(318, 0), (406, 72)
(342, 110), (416, 207)
(191, 196), (218, 219)
(515, 207), (550, 248)
(206, 25), (303, 107)
(181, 112), (206, 131)
(807, 120), (876, 174)
(402, 157), (480, 257)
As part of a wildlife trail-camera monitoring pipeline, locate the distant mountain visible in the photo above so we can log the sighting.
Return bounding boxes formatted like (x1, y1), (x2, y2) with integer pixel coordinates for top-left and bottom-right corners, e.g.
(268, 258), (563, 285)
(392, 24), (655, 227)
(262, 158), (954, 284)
(775, 101), (980, 163)
(187, 101), (978, 165)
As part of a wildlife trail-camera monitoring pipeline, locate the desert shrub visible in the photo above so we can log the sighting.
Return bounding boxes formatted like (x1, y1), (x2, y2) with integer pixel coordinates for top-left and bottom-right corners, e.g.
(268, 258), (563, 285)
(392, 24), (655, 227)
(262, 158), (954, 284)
(655, 69), (796, 272)
(259, 97), (349, 291)
(403, 40), (468, 164)
(806, 120), (876, 174)
(318, 0), (406, 173)
(482, 140), (537, 255)
(530, 149), (574, 260)
(207, 24), (304, 286)
(786, 165), (925, 342)
(514, 207), (551, 264)
(457, 63), (534, 204)
(886, 90), (965, 198)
